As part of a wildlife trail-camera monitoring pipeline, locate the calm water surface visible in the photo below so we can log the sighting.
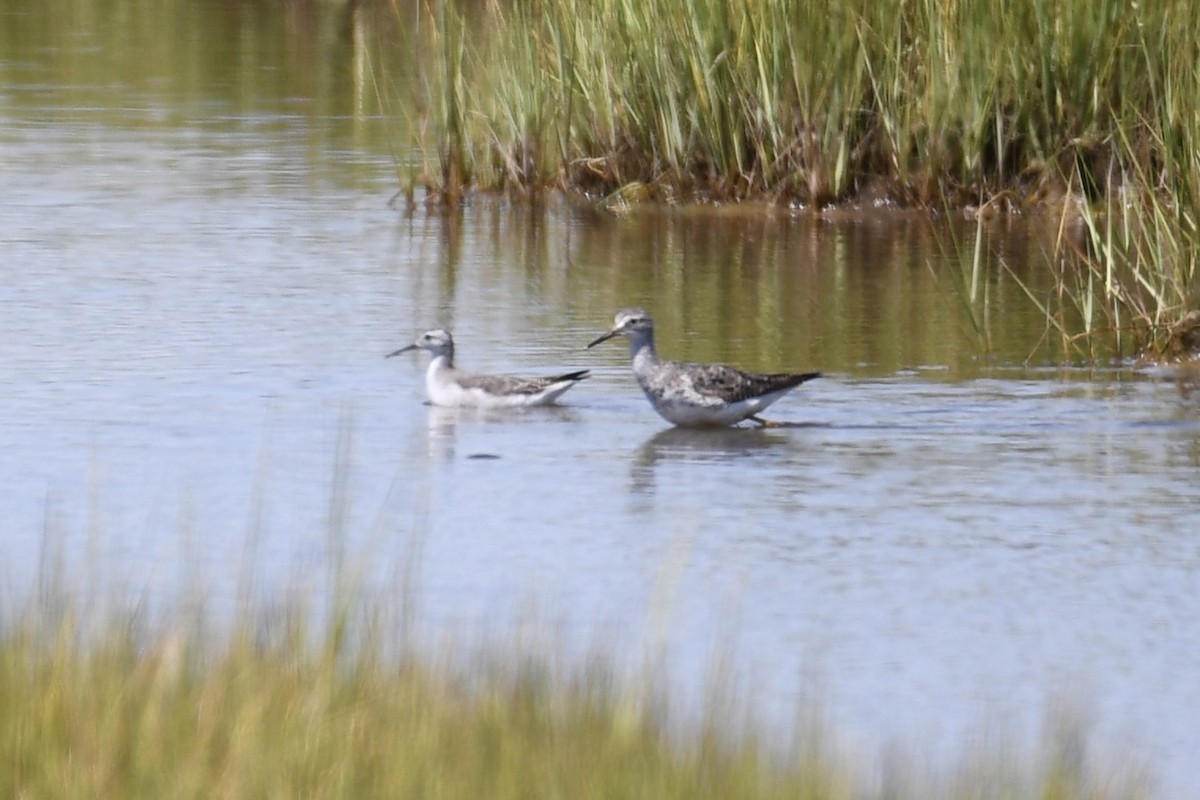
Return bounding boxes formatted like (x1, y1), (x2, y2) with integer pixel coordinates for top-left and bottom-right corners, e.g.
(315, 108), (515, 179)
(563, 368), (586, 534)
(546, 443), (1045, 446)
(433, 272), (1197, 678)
(3, 3), (1199, 796)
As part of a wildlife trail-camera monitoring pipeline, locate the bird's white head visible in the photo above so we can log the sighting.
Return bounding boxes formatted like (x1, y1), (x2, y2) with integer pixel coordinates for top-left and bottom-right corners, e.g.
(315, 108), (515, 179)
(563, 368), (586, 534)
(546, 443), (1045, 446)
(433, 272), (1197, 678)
(387, 329), (454, 359)
(587, 308), (654, 348)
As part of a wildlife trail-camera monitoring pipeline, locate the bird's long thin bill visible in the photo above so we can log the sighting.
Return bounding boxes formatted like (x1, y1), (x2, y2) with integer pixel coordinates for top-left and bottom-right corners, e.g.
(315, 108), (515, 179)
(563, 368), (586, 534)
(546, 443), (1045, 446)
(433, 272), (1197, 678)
(385, 344), (417, 358)
(586, 330), (618, 348)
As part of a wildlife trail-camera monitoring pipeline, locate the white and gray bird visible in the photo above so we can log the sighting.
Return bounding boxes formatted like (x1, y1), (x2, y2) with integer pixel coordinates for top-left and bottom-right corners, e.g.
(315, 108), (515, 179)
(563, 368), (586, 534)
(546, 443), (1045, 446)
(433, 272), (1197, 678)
(587, 308), (819, 427)
(387, 329), (589, 408)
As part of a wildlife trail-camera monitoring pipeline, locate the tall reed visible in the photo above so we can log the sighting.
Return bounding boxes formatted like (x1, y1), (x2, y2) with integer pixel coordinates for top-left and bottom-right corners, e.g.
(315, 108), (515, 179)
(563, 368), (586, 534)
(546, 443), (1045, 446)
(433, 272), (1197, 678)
(406, 0), (1196, 206)
(401, 0), (1200, 356)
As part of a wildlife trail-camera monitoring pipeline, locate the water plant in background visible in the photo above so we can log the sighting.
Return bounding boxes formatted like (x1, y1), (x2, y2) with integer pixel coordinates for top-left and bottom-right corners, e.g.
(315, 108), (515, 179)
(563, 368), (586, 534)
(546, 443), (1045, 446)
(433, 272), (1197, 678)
(1001, 159), (1200, 363)
(400, 0), (1200, 358)
(408, 0), (870, 205)
(930, 215), (994, 357)
(404, 0), (1197, 208)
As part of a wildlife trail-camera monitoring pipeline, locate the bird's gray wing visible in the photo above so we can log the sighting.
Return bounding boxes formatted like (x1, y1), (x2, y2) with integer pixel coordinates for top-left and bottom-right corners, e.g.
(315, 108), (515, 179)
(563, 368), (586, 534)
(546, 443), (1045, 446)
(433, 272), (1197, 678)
(683, 363), (818, 402)
(456, 369), (589, 396)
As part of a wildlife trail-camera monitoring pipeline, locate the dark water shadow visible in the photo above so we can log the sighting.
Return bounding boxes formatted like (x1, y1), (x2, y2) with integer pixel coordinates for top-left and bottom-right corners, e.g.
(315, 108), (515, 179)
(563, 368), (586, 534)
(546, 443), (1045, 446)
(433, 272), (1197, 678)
(630, 425), (796, 496)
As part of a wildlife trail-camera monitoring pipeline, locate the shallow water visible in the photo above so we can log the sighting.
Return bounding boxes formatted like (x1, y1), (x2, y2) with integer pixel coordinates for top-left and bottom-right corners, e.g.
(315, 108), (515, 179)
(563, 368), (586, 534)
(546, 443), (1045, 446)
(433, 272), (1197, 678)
(3, 2), (1200, 796)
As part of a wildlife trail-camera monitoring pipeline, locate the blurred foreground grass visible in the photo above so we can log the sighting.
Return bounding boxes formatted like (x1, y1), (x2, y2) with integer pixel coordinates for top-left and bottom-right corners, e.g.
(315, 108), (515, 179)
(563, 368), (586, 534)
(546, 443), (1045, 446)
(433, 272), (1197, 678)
(0, 595), (1149, 799)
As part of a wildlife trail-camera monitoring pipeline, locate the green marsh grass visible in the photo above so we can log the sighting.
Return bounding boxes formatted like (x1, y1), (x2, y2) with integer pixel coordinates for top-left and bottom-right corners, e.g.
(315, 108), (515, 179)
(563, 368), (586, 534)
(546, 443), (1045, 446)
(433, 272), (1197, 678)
(401, 0), (1200, 356)
(405, 0), (1199, 210)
